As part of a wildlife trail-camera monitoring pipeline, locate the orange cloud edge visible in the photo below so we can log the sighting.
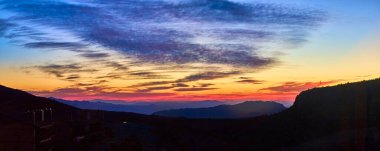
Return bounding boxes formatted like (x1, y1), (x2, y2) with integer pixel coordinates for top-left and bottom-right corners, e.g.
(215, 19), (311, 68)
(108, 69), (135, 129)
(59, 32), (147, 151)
(29, 80), (340, 103)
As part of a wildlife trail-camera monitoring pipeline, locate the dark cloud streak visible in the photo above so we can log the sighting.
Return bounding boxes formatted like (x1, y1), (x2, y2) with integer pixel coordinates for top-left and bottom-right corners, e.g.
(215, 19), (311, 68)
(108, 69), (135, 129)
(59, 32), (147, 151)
(80, 52), (110, 59)
(136, 86), (175, 93)
(236, 77), (264, 84)
(174, 87), (218, 92)
(130, 71), (239, 91)
(34, 63), (97, 79)
(177, 71), (241, 82)
(260, 81), (338, 92)
(24, 42), (86, 49)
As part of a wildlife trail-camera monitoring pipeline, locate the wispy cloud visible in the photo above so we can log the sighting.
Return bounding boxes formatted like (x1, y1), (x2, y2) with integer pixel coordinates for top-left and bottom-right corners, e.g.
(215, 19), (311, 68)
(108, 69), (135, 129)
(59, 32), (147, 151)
(80, 52), (110, 59)
(0, 19), (12, 36)
(174, 87), (218, 92)
(104, 61), (129, 71)
(171, 83), (190, 88)
(178, 71), (241, 82)
(0, 0), (326, 68)
(260, 81), (338, 93)
(136, 86), (175, 93)
(30, 87), (175, 101)
(130, 71), (240, 89)
(128, 71), (169, 79)
(197, 83), (214, 88)
(130, 81), (174, 88)
(65, 74), (80, 80)
(33, 63), (97, 78)
(236, 77), (264, 84)
(125, 71), (239, 92)
(1, 0), (330, 101)
(24, 42), (86, 49)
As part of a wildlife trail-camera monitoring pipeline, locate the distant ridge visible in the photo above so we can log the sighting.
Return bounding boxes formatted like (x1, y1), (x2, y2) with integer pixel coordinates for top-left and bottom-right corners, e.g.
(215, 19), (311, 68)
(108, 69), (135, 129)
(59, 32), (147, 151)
(153, 101), (286, 119)
(150, 78), (380, 150)
(1, 78), (380, 150)
(52, 98), (225, 114)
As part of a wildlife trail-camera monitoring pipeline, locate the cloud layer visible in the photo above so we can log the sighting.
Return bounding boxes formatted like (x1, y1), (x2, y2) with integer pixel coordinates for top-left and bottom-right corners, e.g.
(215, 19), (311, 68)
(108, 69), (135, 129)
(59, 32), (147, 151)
(0, 0), (326, 68)
(1, 0), (330, 101)
(260, 81), (338, 93)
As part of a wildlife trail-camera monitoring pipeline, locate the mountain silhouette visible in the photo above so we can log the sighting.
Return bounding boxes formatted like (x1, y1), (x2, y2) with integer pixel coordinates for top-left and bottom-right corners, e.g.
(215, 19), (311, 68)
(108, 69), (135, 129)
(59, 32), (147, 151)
(53, 98), (225, 114)
(0, 85), (79, 122)
(150, 78), (380, 150)
(0, 85), (150, 151)
(1, 78), (380, 150)
(153, 101), (286, 118)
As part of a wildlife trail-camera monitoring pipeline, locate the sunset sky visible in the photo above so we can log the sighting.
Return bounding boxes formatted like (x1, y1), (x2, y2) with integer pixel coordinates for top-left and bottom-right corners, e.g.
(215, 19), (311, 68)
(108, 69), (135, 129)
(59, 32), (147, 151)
(0, 0), (379, 103)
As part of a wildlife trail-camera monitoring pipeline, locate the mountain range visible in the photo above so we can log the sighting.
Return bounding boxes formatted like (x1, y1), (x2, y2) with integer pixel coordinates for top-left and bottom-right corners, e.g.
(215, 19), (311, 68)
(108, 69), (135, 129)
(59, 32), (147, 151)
(150, 78), (380, 150)
(1, 78), (380, 150)
(53, 98), (226, 114)
(153, 101), (286, 118)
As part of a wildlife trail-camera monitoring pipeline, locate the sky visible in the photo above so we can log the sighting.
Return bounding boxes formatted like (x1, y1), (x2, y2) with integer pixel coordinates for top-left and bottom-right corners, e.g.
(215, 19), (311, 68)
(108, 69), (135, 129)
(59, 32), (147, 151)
(0, 0), (379, 103)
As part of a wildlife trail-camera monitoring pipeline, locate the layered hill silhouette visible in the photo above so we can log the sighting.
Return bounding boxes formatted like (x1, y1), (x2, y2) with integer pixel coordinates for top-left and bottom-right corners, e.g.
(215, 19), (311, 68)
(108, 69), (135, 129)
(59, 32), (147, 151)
(0, 85), (78, 122)
(153, 101), (286, 118)
(151, 78), (380, 150)
(0, 85), (151, 151)
(1, 78), (380, 150)
(53, 98), (225, 114)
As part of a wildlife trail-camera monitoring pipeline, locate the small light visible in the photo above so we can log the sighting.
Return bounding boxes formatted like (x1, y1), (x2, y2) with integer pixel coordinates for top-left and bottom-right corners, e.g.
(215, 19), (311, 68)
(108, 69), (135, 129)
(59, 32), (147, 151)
(123, 121), (128, 124)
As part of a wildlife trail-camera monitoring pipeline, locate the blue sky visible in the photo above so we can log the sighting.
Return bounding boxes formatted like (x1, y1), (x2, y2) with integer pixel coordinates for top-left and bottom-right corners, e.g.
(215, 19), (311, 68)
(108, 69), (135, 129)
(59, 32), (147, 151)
(0, 0), (379, 102)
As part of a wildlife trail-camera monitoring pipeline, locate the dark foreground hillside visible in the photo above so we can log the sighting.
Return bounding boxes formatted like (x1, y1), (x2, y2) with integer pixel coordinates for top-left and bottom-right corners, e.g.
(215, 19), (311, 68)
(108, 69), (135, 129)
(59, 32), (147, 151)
(0, 85), (153, 151)
(1, 78), (380, 151)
